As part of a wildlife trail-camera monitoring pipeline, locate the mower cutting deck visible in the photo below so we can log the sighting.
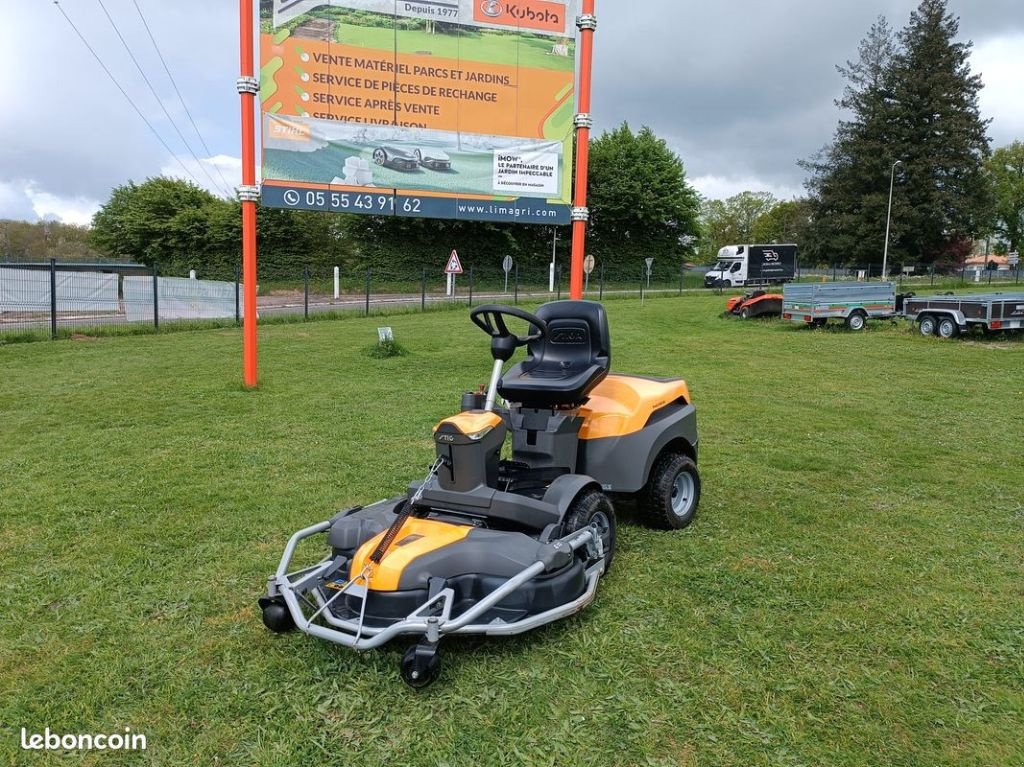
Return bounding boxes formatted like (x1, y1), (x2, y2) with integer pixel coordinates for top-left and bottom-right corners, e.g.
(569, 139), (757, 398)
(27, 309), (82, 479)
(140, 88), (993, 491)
(260, 301), (701, 687)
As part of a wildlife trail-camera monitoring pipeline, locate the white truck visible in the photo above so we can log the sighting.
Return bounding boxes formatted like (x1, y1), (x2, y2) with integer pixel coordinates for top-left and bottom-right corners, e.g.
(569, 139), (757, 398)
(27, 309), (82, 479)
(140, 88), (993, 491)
(703, 244), (798, 288)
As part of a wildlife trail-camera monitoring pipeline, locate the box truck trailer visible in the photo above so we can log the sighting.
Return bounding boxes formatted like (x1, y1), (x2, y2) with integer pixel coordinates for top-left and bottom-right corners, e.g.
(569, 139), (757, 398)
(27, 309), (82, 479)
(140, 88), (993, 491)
(703, 244), (798, 288)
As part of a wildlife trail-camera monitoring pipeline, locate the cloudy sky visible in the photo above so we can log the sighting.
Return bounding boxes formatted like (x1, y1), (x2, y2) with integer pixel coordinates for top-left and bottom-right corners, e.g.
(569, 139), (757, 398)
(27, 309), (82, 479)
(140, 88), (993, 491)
(1, 0), (1021, 224)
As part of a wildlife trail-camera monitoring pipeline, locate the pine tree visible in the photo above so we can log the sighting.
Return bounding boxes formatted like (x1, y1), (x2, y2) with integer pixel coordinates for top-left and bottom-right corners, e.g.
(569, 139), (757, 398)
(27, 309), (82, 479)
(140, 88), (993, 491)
(801, 17), (897, 267)
(886, 0), (991, 263)
(803, 1), (992, 268)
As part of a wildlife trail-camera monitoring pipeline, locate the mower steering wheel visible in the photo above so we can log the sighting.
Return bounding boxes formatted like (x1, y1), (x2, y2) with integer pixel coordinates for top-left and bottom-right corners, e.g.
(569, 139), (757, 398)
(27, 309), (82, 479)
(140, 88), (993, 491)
(470, 305), (547, 347)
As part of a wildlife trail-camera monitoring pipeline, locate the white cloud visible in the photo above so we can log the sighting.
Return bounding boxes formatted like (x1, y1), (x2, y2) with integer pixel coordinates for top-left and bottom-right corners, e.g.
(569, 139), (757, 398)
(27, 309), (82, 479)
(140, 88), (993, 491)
(159, 154), (242, 198)
(691, 175), (804, 203)
(0, 180), (100, 225)
(972, 34), (1024, 147)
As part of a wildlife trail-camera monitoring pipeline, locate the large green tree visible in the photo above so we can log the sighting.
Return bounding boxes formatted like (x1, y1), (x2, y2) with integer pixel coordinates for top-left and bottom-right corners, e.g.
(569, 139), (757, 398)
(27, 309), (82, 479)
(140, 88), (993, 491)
(587, 123), (701, 267)
(886, 0), (992, 263)
(90, 177), (357, 279)
(697, 191), (778, 262)
(801, 17), (899, 266)
(90, 177), (224, 269)
(986, 141), (1024, 254)
(802, 2), (992, 268)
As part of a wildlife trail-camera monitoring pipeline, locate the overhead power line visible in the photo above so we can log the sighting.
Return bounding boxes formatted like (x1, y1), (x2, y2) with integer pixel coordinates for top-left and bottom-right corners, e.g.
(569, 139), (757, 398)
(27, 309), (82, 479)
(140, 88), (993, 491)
(93, 0), (234, 197)
(52, 1), (204, 188)
(131, 0), (237, 196)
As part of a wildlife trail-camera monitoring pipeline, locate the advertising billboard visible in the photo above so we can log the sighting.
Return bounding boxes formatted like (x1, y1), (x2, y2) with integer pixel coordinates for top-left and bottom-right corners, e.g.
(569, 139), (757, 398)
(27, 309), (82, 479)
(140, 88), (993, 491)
(259, 0), (579, 224)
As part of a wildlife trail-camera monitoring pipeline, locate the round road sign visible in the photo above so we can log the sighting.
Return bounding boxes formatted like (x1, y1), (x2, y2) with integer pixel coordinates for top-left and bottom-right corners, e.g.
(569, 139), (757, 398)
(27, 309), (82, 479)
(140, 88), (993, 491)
(583, 255), (596, 274)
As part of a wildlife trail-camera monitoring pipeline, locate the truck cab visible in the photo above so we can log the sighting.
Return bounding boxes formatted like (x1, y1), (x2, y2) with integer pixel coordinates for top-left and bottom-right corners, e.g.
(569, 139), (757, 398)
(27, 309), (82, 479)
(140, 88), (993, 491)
(703, 244), (797, 288)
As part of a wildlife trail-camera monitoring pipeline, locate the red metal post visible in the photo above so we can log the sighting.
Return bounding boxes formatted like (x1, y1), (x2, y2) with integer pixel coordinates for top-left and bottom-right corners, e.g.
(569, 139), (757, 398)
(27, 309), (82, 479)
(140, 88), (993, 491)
(569, 0), (596, 301)
(240, 0), (259, 387)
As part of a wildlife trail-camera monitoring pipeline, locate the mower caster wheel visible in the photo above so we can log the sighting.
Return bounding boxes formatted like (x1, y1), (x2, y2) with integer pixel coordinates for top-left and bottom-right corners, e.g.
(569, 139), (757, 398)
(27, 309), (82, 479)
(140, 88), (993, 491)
(258, 596), (295, 633)
(401, 641), (441, 689)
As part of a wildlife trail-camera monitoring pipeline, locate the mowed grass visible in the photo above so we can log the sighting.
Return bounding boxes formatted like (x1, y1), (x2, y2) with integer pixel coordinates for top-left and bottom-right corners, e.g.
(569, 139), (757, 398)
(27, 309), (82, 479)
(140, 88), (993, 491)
(1, 295), (1022, 766)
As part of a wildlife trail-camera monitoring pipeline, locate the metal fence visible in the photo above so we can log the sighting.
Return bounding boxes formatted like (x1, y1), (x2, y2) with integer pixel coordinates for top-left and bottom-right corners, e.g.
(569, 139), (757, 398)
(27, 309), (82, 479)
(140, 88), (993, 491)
(0, 259), (708, 341)
(6, 257), (1017, 342)
(0, 261), (244, 339)
(808, 263), (1022, 286)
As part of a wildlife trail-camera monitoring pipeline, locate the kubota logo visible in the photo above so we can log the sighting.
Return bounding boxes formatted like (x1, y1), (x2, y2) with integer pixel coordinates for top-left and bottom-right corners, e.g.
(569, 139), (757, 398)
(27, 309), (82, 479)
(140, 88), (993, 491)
(479, 0), (503, 17)
(473, 0), (564, 32)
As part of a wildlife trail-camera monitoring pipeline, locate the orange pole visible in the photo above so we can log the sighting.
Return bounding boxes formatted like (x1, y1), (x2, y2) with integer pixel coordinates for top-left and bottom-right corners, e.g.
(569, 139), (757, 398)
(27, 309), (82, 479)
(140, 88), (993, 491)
(240, 0), (258, 387)
(569, 0), (596, 300)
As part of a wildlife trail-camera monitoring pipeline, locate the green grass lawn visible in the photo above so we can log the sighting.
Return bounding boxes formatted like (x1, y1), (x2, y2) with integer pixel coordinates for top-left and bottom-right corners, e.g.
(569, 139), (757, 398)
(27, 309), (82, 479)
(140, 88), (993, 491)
(1, 295), (1022, 765)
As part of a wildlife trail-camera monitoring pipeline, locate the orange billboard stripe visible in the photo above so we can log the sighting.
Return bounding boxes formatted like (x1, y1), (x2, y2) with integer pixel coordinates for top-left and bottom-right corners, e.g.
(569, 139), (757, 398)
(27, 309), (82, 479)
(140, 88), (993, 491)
(261, 37), (571, 138)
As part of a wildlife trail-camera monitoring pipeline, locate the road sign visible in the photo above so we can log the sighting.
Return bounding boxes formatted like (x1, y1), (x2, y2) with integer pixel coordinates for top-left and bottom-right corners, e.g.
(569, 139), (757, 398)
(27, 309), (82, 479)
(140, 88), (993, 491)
(645, 257), (654, 275)
(1010, 252), (1020, 267)
(502, 256), (514, 273)
(583, 255), (595, 274)
(445, 250), (464, 275)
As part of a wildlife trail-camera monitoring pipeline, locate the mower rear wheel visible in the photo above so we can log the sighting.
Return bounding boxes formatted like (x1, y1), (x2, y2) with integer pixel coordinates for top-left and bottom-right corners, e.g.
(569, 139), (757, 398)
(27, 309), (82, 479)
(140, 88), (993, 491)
(639, 453), (701, 530)
(259, 596), (295, 633)
(563, 489), (616, 573)
(740, 307), (752, 319)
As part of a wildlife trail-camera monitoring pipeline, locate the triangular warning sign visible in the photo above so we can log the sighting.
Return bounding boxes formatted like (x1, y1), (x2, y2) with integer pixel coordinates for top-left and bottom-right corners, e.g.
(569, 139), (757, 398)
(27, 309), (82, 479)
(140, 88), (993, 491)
(445, 249), (464, 274)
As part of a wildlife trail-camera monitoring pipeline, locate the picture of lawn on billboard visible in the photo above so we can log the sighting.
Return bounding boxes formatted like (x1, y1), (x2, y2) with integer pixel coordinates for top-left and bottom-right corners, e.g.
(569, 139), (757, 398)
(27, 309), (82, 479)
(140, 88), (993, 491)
(258, 0), (579, 224)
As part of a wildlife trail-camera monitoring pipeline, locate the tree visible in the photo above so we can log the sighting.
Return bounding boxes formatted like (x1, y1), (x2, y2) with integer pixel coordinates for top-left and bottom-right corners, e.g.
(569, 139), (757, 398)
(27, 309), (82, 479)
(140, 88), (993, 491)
(90, 177), (224, 268)
(986, 141), (1024, 254)
(802, 3), (992, 268)
(886, 0), (992, 263)
(587, 123), (701, 267)
(697, 191), (778, 261)
(751, 199), (812, 246)
(801, 17), (899, 266)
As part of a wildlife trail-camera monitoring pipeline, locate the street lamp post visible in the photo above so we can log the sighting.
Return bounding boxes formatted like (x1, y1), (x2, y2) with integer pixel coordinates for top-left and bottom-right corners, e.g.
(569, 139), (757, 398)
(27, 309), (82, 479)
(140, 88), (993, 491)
(881, 159), (902, 281)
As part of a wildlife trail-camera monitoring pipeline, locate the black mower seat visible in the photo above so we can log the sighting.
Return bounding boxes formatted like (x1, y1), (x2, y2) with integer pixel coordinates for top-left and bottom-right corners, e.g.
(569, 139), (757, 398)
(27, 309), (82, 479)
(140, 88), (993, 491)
(498, 300), (611, 408)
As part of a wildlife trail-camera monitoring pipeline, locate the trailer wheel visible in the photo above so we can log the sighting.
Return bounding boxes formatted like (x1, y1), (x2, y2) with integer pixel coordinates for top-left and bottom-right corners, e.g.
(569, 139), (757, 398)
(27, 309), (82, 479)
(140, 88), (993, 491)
(919, 315), (937, 336)
(937, 317), (960, 339)
(638, 453), (701, 530)
(846, 311), (867, 331)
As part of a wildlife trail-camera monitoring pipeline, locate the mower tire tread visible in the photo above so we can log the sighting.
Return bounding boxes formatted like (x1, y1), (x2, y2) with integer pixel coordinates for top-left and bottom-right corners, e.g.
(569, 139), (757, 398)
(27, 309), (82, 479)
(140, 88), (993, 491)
(638, 452), (701, 530)
(563, 488), (617, 573)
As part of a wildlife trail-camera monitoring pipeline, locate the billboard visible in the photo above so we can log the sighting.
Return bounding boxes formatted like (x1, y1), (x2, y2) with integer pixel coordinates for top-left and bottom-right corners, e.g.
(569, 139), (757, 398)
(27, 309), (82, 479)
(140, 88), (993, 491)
(258, 0), (579, 224)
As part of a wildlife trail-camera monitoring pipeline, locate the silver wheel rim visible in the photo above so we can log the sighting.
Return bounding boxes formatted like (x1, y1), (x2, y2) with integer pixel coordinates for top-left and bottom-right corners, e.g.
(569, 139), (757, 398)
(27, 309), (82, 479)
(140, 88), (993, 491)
(671, 472), (695, 517)
(590, 511), (612, 556)
(851, 315), (864, 330)
(921, 319), (935, 335)
(939, 321), (955, 338)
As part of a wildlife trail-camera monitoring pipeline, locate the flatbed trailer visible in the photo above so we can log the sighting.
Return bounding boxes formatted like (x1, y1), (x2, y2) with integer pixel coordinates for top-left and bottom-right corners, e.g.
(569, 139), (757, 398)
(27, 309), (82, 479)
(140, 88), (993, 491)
(903, 293), (1024, 338)
(782, 282), (898, 331)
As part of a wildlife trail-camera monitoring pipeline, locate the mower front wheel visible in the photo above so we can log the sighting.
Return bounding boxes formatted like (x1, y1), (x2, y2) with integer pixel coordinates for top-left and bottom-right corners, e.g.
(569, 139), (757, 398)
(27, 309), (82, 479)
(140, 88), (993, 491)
(400, 640), (441, 689)
(258, 596), (295, 633)
(639, 453), (701, 530)
(563, 488), (616, 573)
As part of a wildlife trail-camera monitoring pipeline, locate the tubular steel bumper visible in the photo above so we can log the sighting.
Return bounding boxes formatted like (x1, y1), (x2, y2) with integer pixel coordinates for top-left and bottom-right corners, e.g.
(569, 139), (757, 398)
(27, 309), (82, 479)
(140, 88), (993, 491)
(268, 521), (603, 650)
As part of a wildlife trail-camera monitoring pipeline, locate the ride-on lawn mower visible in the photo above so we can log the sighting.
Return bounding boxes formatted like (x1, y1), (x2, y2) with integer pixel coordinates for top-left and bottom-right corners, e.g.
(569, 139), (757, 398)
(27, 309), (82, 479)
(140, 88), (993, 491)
(725, 290), (783, 319)
(260, 301), (701, 687)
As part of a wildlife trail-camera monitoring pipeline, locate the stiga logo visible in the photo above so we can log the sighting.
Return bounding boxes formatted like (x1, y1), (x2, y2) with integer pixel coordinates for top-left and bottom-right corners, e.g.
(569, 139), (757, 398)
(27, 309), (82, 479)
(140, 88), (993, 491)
(474, 0), (565, 33)
(268, 119), (310, 142)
